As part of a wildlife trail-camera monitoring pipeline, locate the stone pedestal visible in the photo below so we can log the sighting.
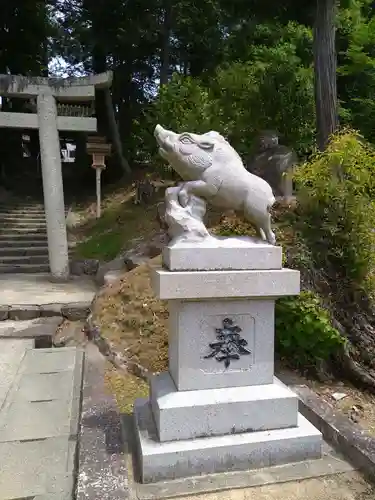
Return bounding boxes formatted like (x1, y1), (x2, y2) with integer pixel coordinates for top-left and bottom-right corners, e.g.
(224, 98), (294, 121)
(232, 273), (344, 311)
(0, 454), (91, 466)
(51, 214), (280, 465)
(134, 236), (322, 483)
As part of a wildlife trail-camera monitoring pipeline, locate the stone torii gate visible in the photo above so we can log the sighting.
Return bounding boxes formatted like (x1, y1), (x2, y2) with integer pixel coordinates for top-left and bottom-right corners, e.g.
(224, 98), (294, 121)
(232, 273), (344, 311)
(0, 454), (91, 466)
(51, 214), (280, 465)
(0, 71), (113, 280)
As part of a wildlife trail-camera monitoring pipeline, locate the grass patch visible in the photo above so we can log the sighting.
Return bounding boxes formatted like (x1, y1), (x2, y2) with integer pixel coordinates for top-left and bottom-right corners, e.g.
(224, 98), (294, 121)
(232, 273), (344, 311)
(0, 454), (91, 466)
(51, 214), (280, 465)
(105, 367), (149, 414)
(75, 231), (125, 260)
(71, 187), (162, 261)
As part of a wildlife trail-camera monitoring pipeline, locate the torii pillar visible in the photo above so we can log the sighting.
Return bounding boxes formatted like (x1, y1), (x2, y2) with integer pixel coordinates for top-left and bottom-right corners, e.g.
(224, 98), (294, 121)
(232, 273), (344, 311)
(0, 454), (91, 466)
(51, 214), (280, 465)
(37, 91), (69, 279)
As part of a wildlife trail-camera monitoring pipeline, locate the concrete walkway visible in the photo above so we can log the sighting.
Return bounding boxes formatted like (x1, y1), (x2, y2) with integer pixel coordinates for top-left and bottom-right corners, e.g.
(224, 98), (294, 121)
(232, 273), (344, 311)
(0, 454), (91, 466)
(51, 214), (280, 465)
(0, 338), (83, 500)
(0, 273), (96, 306)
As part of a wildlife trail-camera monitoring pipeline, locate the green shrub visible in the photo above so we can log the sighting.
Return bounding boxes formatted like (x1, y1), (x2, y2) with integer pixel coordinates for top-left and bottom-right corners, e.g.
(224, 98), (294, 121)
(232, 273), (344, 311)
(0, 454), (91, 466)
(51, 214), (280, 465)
(213, 215), (344, 369)
(294, 130), (375, 296)
(275, 291), (346, 368)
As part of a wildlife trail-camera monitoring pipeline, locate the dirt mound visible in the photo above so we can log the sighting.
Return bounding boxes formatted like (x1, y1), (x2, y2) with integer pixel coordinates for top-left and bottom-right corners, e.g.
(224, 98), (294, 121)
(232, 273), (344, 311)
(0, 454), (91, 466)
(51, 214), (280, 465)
(92, 255), (168, 374)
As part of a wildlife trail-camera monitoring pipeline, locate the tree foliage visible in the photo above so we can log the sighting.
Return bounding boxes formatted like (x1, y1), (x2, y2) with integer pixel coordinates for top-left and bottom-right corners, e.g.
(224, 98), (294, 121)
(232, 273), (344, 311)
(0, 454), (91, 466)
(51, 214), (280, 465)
(0, 0), (375, 173)
(2, 0), (375, 164)
(152, 22), (315, 158)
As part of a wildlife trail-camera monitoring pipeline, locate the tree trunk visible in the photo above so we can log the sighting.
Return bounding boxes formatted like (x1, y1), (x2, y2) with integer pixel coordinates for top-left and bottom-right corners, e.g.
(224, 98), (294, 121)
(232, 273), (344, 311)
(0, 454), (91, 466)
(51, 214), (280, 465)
(92, 43), (109, 138)
(160, 0), (172, 86)
(117, 68), (134, 161)
(313, 0), (338, 151)
(104, 88), (131, 174)
(89, 3), (131, 175)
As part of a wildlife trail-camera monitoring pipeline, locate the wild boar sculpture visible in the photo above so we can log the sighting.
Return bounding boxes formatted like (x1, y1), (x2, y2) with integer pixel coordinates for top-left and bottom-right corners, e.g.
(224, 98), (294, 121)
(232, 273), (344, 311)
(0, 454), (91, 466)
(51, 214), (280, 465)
(154, 124), (276, 245)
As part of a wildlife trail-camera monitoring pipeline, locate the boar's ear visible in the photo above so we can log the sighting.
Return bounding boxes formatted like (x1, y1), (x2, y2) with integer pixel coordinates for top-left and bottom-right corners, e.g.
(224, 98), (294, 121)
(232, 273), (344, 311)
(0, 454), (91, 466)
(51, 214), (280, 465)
(206, 131), (226, 142)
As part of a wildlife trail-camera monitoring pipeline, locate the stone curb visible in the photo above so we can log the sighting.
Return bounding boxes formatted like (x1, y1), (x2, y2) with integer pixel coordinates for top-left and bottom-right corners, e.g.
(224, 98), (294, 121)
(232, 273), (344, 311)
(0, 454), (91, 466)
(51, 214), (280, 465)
(0, 301), (92, 321)
(84, 313), (151, 381)
(70, 349), (85, 439)
(292, 384), (375, 482)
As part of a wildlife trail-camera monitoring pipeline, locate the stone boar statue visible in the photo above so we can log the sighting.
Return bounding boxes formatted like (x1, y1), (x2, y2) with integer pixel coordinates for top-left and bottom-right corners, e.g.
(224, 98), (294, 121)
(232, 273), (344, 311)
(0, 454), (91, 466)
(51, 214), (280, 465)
(154, 124), (276, 245)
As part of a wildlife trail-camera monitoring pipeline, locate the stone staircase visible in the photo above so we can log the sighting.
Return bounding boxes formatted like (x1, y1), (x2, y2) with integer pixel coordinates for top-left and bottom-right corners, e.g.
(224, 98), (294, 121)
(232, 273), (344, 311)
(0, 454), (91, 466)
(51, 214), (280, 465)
(0, 203), (49, 273)
(0, 337), (83, 499)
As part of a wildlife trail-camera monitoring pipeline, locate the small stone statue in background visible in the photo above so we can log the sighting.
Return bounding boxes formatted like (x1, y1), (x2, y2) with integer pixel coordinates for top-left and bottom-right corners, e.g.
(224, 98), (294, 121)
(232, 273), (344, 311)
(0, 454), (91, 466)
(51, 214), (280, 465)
(133, 176), (156, 205)
(246, 130), (297, 199)
(154, 124), (276, 245)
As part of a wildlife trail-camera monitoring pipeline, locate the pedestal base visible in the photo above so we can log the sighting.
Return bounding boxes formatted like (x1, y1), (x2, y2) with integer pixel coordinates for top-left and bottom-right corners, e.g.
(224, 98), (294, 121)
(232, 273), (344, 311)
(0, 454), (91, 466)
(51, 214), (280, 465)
(134, 399), (322, 484)
(151, 372), (298, 442)
(163, 236), (282, 271)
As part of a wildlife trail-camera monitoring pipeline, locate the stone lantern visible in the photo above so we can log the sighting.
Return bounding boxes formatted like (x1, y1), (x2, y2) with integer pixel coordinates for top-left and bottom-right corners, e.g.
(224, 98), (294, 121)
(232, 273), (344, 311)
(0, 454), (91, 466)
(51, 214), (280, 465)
(86, 136), (112, 218)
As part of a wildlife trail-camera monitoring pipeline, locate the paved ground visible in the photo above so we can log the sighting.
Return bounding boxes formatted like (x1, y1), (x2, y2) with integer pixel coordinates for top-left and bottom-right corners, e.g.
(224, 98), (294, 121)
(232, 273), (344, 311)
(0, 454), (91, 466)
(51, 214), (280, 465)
(1, 330), (373, 499)
(0, 338), (83, 500)
(76, 345), (375, 500)
(0, 273), (96, 306)
(180, 472), (375, 500)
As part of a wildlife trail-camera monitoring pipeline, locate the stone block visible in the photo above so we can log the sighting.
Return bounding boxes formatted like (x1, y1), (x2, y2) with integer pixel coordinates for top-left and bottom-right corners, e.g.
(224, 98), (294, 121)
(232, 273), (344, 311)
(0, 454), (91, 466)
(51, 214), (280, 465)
(95, 255), (125, 285)
(168, 299), (275, 390)
(70, 258), (100, 276)
(40, 303), (63, 317)
(0, 399), (73, 442)
(124, 252), (149, 271)
(151, 372), (298, 442)
(61, 302), (91, 321)
(0, 305), (9, 321)
(14, 370), (76, 402)
(163, 236), (282, 271)
(9, 304), (41, 320)
(21, 347), (78, 374)
(153, 268), (300, 300)
(0, 437), (75, 499)
(134, 399), (322, 483)
(103, 269), (123, 286)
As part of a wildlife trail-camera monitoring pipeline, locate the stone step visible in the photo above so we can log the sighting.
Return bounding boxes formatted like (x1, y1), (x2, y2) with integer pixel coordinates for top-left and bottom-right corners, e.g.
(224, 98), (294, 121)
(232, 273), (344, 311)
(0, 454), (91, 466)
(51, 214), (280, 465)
(0, 227), (47, 234)
(0, 246), (49, 257)
(0, 255), (49, 265)
(0, 235), (48, 242)
(0, 213), (46, 220)
(0, 346), (83, 500)
(0, 263), (50, 274)
(0, 222), (47, 233)
(0, 222), (47, 230)
(0, 213), (46, 219)
(0, 215), (47, 222)
(0, 207), (46, 214)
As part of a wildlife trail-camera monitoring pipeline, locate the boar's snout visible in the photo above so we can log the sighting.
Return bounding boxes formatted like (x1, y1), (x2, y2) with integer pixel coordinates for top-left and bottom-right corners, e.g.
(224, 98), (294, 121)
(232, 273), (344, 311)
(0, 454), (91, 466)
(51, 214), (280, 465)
(155, 124), (176, 150)
(154, 124), (165, 138)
